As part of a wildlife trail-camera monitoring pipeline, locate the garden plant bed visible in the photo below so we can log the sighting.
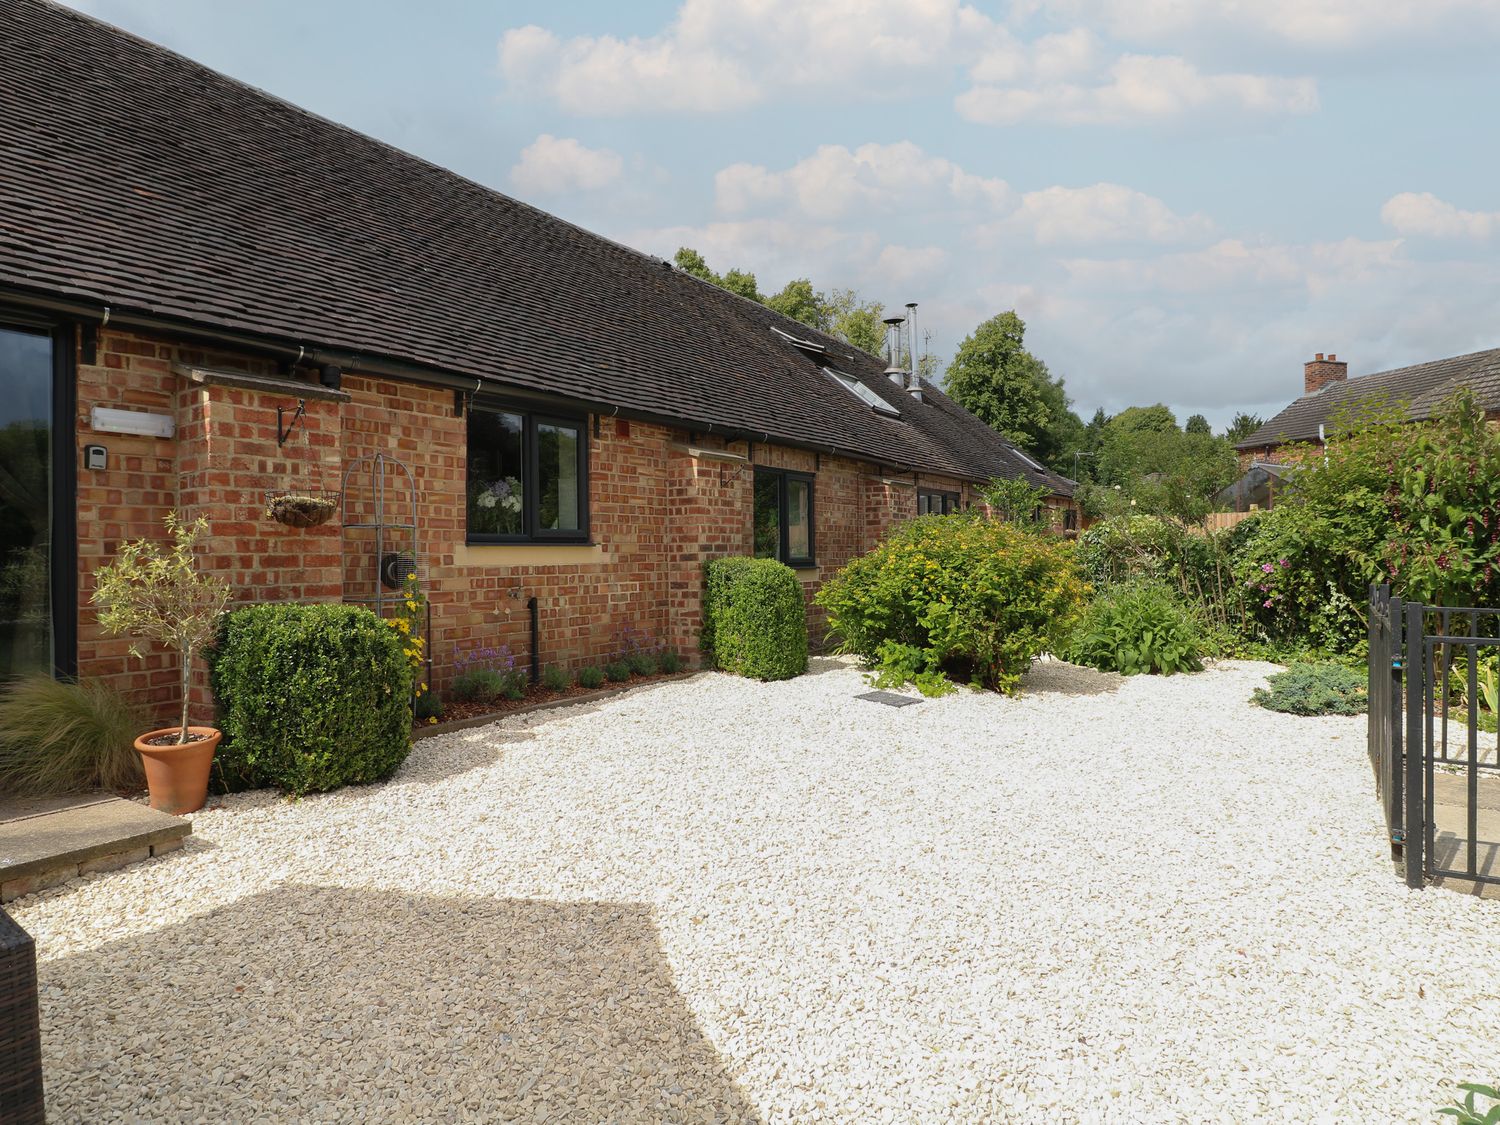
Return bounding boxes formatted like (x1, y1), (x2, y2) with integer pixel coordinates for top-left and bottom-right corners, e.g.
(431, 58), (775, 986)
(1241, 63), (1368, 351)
(415, 670), (697, 737)
(12, 658), (1500, 1123)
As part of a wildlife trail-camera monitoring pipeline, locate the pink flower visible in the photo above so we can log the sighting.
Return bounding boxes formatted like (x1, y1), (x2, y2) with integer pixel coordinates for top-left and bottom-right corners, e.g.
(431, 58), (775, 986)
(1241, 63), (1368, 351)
(1261, 562), (1274, 573)
(1278, 558), (1289, 568)
(1263, 599), (1274, 608)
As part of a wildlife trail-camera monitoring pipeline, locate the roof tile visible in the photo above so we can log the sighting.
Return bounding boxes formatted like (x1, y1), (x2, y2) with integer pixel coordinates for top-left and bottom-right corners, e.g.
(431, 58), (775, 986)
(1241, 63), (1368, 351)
(0, 0), (1072, 493)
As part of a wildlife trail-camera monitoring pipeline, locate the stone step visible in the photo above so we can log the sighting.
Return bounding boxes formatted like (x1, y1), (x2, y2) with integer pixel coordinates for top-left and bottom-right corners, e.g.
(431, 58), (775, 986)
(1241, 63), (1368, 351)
(0, 794), (190, 902)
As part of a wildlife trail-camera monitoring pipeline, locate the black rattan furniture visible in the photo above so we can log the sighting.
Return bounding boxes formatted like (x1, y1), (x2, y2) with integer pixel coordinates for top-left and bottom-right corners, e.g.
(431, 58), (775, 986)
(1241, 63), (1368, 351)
(0, 906), (44, 1123)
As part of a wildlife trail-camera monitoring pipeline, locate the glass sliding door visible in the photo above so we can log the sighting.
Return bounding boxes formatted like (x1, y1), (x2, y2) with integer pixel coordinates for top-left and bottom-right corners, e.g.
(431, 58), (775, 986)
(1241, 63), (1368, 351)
(0, 326), (54, 679)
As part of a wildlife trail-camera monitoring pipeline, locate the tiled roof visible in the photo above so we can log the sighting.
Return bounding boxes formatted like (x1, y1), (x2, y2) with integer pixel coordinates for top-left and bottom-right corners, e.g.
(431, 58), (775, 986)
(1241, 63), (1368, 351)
(1238, 347), (1500, 450)
(0, 0), (1073, 495)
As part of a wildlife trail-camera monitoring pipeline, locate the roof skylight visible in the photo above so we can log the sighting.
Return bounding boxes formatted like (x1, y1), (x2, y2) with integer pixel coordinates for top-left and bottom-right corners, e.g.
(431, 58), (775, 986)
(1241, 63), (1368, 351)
(824, 367), (900, 417)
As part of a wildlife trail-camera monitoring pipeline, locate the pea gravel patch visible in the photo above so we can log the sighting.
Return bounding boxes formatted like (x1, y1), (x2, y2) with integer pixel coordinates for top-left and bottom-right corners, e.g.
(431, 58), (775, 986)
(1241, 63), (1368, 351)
(13, 658), (1500, 1123)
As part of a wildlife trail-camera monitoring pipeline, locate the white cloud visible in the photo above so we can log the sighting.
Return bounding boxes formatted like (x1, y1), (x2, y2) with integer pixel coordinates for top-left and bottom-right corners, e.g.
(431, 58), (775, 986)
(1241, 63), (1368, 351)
(715, 143), (1012, 221)
(873, 244), (949, 288)
(509, 134), (624, 195)
(958, 54), (1317, 126)
(497, 0), (990, 115)
(1020, 0), (1500, 50)
(1381, 192), (1500, 240)
(630, 219), (883, 292)
(498, 0), (1319, 126)
(997, 183), (1214, 244)
(1059, 237), (1403, 296)
(716, 143), (1205, 250)
(497, 22), (758, 114)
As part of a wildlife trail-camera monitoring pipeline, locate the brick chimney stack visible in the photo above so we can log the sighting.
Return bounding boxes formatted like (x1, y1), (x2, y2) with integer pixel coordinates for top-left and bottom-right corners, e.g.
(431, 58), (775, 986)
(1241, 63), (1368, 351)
(1304, 352), (1348, 395)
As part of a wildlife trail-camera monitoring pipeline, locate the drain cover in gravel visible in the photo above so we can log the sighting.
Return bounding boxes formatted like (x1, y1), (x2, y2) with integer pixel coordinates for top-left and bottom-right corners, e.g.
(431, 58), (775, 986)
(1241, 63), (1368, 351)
(855, 690), (920, 707)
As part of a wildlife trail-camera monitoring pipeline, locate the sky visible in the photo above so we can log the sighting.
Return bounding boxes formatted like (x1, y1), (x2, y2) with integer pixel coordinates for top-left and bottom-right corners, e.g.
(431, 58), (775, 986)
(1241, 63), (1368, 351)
(63, 0), (1500, 430)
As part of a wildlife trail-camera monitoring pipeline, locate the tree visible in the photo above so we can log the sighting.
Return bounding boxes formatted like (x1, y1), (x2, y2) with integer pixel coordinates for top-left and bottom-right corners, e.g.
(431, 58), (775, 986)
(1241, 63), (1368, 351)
(980, 477), (1054, 532)
(943, 310), (1085, 468)
(766, 278), (823, 330)
(1096, 408), (1237, 523)
(1224, 411), (1265, 445)
(673, 247), (715, 283)
(821, 288), (885, 356)
(671, 248), (885, 356)
(719, 267), (762, 303)
(1185, 413), (1212, 435)
(1108, 404), (1178, 435)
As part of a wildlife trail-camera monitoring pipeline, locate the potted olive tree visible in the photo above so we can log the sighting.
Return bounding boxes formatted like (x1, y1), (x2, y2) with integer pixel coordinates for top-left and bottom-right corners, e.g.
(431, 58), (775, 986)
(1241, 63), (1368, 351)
(92, 513), (231, 814)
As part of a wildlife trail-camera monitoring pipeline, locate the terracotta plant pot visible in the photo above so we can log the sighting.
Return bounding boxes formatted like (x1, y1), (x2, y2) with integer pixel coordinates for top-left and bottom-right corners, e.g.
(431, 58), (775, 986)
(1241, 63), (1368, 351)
(134, 726), (221, 815)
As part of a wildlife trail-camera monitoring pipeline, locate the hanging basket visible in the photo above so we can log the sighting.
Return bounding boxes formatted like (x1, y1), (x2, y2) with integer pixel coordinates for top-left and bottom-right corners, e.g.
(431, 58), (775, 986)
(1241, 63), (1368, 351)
(265, 489), (341, 528)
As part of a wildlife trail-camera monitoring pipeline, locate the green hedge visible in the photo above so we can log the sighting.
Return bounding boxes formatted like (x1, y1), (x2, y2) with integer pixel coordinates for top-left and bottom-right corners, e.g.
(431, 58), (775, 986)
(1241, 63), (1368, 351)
(701, 557), (808, 681)
(209, 603), (413, 795)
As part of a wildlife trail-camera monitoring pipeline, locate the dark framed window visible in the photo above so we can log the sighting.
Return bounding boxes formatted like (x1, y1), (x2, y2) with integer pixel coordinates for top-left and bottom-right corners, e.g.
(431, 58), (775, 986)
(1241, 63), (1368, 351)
(918, 489), (959, 516)
(466, 402), (588, 543)
(753, 468), (815, 568)
(0, 310), (75, 680)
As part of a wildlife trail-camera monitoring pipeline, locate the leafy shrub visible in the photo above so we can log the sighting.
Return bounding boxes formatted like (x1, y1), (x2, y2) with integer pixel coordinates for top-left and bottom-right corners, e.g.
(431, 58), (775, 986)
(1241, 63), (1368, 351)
(612, 623), (663, 664)
(452, 668), (507, 703)
(660, 650), (684, 674)
(451, 642), (524, 703)
(867, 641), (957, 698)
(541, 664), (570, 692)
(816, 514), (1084, 695)
(209, 604), (412, 795)
(413, 689), (444, 724)
(0, 675), (146, 795)
(627, 652), (659, 676)
(702, 557), (808, 682)
(1448, 649), (1499, 730)
(1251, 662), (1367, 716)
(1076, 514), (1185, 587)
(1067, 582), (1203, 676)
(1439, 1082), (1500, 1124)
(577, 665), (605, 689)
(604, 660), (632, 683)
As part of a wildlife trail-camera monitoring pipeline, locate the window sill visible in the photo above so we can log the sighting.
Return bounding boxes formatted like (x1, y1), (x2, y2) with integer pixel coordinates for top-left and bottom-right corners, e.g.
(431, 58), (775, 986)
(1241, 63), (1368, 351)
(454, 542), (605, 567)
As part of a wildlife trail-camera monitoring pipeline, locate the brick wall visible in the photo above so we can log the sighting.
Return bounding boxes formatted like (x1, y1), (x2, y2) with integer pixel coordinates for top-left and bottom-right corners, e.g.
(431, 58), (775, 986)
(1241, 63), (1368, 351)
(72, 325), (1011, 714)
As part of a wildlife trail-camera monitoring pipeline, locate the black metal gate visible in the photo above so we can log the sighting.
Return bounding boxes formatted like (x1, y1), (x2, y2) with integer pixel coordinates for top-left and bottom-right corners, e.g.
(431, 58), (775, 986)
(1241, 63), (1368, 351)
(1368, 584), (1500, 890)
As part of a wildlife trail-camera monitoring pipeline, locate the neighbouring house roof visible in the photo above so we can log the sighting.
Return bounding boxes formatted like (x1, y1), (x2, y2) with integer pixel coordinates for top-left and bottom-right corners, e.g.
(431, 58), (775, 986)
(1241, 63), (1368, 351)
(1213, 460), (1294, 512)
(1237, 347), (1500, 451)
(0, 1), (1074, 496)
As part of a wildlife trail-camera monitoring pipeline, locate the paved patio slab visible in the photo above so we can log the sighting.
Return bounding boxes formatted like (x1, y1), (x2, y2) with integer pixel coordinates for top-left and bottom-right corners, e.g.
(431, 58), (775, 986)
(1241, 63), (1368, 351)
(1431, 772), (1500, 899)
(0, 795), (189, 902)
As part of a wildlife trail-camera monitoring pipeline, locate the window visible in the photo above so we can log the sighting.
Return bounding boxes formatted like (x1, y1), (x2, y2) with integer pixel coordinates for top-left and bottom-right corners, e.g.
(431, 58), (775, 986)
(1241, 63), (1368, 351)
(918, 489), (960, 516)
(754, 468), (815, 567)
(823, 367), (900, 417)
(466, 403), (588, 542)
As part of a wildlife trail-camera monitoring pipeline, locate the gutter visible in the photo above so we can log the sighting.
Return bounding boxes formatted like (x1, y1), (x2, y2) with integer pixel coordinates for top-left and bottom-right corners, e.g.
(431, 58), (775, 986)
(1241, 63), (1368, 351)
(0, 281), (1005, 489)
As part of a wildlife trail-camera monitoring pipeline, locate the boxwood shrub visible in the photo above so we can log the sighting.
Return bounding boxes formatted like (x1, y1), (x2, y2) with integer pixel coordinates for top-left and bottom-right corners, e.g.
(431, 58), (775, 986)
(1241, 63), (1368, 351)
(701, 557), (808, 681)
(209, 603), (413, 795)
(816, 514), (1085, 695)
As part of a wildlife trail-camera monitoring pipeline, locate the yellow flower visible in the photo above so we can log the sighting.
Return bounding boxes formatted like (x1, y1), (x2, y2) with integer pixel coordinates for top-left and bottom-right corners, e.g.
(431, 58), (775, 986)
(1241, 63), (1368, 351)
(428, 716), (438, 724)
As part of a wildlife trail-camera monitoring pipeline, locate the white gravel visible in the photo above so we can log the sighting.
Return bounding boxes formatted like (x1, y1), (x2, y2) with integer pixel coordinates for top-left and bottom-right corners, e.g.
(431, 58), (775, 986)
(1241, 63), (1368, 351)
(12, 657), (1500, 1123)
